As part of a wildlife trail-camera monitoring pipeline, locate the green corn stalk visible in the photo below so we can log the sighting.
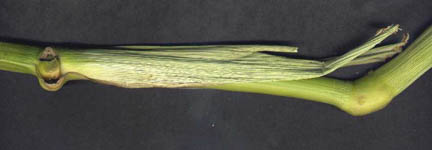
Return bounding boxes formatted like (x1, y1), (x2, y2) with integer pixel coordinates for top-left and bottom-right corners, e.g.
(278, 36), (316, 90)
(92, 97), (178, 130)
(1, 24), (431, 116)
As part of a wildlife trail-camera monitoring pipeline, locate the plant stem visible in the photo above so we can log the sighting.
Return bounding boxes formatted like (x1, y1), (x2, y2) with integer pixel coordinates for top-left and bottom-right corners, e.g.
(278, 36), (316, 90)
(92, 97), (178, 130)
(0, 25), (431, 116)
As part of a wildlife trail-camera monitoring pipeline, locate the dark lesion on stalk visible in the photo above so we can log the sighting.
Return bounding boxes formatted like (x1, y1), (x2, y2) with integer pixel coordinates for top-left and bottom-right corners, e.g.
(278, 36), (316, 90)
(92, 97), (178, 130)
(39, 47), (58, 61)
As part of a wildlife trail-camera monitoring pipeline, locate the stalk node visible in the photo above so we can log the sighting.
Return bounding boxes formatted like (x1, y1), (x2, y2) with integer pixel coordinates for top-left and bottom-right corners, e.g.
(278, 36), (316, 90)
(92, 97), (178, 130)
(36, 47), (65, 91)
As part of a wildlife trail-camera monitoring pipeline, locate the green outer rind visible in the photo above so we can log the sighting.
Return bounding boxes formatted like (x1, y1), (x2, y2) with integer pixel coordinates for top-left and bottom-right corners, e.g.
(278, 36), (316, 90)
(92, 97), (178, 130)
(0, 43), (42, 75)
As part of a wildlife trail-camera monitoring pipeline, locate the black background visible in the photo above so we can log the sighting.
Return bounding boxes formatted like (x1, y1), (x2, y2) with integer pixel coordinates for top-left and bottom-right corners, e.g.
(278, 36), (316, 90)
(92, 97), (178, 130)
(1, 0), (431, 150)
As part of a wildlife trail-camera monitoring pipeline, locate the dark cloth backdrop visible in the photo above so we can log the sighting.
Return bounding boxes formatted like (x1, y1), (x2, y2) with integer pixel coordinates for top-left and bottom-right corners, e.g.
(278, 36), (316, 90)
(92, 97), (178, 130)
(0, 0), (431, 150)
